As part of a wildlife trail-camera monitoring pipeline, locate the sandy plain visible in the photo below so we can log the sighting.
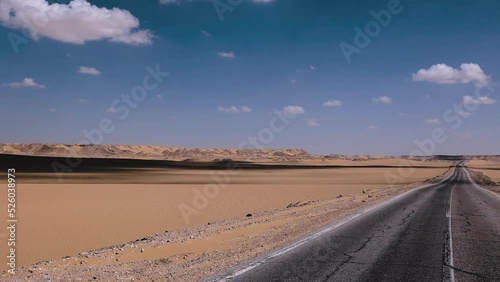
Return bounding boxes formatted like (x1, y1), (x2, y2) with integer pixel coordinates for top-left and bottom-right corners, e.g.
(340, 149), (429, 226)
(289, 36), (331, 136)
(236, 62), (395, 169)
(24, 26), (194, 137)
(467, 159), (500, 182)
(0, 159), (451, 274)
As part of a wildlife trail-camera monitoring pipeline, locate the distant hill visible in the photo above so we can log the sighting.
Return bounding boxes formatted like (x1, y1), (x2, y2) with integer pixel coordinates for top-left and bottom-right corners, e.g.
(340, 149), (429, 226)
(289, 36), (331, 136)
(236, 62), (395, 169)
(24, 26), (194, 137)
(0, 143), (313, 162)
(1, 143), (497, 163)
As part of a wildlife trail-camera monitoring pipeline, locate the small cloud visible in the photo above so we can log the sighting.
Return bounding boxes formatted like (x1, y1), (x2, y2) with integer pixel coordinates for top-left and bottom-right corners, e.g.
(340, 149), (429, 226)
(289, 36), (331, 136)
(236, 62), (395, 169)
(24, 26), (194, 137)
(283, 105), (305, 115)
(4, 78), (45, 89)
(201, 30), (210, 37)
(372, 96), (392, 104)
(307, 119), (320, 127)
(50, 108), (57, 112)
(424, 119), (441, 125)
(79, 66), (101, 76)
(76, 98), (91, 103)
(295, 69), (305, 73)
(156, 94), (163, 99)
(368, 125), (379, 130)
(290, 79), (297, 84)
(323, 100), (342, 107)
(241, 106), (252, 113)
(463, 95), (497, 105)
(412, 63), (490, 87)
(218, 105), (251, 113)
(398, 112), (411, 117)
(310, 65), (317, 71)
(106, 108), (117, 113)
(217, 51), (235, 59)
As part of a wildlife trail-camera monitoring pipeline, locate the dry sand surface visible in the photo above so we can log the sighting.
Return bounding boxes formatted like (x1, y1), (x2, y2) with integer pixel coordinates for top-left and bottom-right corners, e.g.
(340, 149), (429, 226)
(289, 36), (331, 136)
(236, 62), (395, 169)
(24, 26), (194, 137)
(467, 160), (500, 182)
(0, 162), (451, 275)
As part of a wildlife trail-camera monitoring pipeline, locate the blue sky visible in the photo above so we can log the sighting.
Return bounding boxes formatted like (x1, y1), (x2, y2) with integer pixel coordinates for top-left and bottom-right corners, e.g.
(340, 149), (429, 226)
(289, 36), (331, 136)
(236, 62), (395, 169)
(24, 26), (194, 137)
(0, 0), (499, 155)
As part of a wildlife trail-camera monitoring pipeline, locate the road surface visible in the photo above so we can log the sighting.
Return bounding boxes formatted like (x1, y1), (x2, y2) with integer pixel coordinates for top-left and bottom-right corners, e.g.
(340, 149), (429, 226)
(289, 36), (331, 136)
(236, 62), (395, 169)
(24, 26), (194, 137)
(214, 164), (500, 282)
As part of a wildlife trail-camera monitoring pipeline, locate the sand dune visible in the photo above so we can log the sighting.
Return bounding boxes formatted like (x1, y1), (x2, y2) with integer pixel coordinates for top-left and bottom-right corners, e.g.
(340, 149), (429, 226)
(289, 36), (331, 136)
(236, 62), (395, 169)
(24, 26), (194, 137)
(0, 143), (312, 162)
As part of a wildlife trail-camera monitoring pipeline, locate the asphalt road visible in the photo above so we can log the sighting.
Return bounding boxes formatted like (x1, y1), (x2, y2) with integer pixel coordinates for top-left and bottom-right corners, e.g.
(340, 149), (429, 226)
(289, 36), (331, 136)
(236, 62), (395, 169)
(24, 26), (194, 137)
(214, 165), (500, 282)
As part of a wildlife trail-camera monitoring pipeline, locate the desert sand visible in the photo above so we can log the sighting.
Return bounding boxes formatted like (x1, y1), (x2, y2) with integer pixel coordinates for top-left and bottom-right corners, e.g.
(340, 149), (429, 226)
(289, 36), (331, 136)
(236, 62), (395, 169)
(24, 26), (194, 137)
(0, 164), (450, 272)
(467, 160), (500, 182)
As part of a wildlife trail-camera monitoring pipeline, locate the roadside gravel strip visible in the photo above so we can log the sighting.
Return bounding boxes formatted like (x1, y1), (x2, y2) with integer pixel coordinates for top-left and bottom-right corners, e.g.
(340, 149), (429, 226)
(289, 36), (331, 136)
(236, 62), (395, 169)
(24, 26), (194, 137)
(1, 169), (453, 281)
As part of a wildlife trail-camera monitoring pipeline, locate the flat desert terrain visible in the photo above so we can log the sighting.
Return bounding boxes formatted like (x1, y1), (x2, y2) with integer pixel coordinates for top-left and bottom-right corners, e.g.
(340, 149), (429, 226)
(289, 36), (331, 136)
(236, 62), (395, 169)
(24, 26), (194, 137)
(0, 158), (450, 274)
(467, 160), (500, 182)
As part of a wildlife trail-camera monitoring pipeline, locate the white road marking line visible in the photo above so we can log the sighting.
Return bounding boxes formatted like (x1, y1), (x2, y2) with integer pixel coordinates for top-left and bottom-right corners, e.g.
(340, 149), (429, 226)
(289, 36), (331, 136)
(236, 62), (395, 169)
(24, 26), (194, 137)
(214, 166), (458, 281)
(446, 167), (457, 282)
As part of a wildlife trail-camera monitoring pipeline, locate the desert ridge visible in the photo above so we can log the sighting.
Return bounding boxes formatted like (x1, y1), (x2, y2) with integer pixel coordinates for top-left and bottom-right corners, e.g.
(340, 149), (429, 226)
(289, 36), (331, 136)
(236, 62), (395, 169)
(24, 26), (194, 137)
(1, 143), (487, 163)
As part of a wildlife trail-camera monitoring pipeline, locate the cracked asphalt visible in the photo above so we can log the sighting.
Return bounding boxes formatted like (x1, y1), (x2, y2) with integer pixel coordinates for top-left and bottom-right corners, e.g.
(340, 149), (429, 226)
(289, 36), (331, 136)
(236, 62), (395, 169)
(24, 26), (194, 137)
(218, 165), (500, 282)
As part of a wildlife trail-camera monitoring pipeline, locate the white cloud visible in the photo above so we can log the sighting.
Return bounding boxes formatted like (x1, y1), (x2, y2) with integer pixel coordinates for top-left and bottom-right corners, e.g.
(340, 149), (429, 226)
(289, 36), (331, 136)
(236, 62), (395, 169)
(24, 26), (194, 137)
(79, 66), (101, 75)
(307, 119), (320, 127)
(217, 51), (235, 58)
(310, 65), (317, 71)
(368, 125), (379, 130)
(0, 0), (153, 45)
(50, 108), (56, 112)
(4, 78), (45, 88)
(156, 94), (163, 99)
(106, 108), (117, 113)
(463, 95), (497, 105)
(322, 100), (342, 107)
(201, 30), (210, 37)
(424, 119), (441, 125)
(412, 63), (490, 86)
(283, 106), (305, 115)
(76, 98), (90, 103)
(241, 106), (252, 113)
(290, 79), (297, 84)
(372, 96), (392, 104)
(218, 105), (251, 113)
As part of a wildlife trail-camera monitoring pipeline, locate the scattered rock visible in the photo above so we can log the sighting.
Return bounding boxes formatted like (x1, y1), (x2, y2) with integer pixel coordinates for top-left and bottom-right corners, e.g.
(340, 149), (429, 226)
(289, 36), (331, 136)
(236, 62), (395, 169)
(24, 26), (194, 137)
(337, 194), (343, 198)
(140, 248), (144, 253)
(246, 214), (253, 217)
